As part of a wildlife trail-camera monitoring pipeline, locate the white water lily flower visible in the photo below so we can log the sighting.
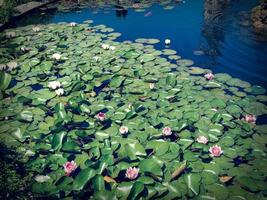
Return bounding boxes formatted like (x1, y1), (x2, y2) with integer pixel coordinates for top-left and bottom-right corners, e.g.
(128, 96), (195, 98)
(21, 46), (31, 52)
(149, 83), (155, 89)
(6, 31), (16, 38)
(0, 64), (6, 71)
(6, 61), (18, 71)
(25, 149), (35, 156)
(69, 22), (77, 27)
(55, 88), (64, 96)
(93, 56), (100, 62)
(110, 46), (116, 51)
(119, 126), (129, 134)
(196, 135), (209, 144)
(52, 53), (62, 60)
(34, 175), (51, 183)
(32, 26), (40, 32)
(101, 44), (110, 50)
(165, 39), (171, 45)
(128, 103), (133, 109)
(48, 81), (61, 90)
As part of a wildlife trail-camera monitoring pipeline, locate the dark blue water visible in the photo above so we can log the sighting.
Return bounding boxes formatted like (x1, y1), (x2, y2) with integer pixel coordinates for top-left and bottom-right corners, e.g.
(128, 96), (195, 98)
(13, 0), (267, 88)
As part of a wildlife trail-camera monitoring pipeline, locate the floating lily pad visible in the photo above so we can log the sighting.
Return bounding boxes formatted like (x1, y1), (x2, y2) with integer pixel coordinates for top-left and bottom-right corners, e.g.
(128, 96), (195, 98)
(188, 67), (205, 75)
(177, 59), (194, 67)
(0, 20), (266, 200)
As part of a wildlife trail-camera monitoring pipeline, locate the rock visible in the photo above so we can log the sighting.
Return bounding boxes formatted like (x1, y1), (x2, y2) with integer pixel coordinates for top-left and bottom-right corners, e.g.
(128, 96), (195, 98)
(251, 0), (267, 32)
(253, 21), (264, 29)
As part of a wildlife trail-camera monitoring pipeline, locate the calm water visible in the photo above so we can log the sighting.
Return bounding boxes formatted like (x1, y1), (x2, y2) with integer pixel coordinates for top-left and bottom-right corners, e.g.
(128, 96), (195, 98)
(12, 0), (267, 88)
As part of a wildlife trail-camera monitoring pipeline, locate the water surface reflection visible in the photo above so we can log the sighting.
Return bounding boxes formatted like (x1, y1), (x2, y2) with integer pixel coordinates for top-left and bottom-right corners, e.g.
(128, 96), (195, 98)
(8, 0), (267, 88)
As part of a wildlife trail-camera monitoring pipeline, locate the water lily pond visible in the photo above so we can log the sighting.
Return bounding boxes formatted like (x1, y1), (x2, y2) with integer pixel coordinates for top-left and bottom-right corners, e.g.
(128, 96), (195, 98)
(1, 1), (267, 200)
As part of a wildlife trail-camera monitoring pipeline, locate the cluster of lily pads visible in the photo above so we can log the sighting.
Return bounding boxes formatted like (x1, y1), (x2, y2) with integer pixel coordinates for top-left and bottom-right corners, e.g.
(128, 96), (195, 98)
(57, 0), (179, 13)
(0, 20), (267, 199)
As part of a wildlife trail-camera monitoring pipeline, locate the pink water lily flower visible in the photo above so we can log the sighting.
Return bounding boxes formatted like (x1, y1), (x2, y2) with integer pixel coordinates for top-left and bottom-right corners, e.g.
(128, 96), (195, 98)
(204, 72), (215, 81)
(132, 3), (140, 8)
(197, 135), (208, 144)
(209, 145), (223, 157)
(125, 167), (139, 180)
(120, 126), (129, 134)
(162, 127), (172, 136)
(63, 161), (77, 176)
(96, 112), (106, 121)
(244, 114), (257, 124)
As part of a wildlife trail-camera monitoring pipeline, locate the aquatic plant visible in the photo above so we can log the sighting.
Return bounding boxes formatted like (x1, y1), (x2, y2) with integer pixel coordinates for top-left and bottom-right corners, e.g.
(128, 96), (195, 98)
(244, 114), (257, 124)
(32, 26), (40, 32)
(96, 112), (106, 122)
(196, 135), (208, 144)
(48, 81), (61, 90)
(69, 22), (77, 27)
(63, 161), (78, 176)
(204, 72), (215, 81)
(119, 126), (129, 135)
(34, 175), (51, 183)
(0, 21), (267, 199)
(165, 39), (171, 46)
(52, 53), (62, 60)
(57, 0), (181, 13)
(125, 167), (139, 180)
(162, 126), (172, 136)
(101, 43), (110, 50)
(209, 145), (223, 157)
